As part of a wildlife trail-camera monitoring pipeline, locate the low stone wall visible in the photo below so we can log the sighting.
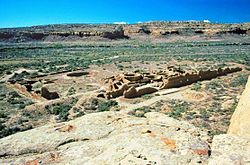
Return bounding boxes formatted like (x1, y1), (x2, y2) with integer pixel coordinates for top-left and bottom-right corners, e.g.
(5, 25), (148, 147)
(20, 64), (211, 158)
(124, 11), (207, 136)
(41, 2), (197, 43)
(161, 67), (242, 89)
(124, 86), (158, 98)
(67, 71), (89, 77)
(106, 84), (130, 99)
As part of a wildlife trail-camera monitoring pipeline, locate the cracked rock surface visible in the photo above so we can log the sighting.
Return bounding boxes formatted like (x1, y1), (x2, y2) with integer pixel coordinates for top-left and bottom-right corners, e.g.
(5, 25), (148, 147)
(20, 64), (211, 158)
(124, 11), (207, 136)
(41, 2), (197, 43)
(0, 112), (211, 164)
(208, 134), (250, 165)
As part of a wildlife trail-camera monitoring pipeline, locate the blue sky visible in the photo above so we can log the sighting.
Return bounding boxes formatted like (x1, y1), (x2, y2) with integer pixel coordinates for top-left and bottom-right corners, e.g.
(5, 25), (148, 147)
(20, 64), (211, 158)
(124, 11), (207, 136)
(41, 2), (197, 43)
(0, 0), (250, 28)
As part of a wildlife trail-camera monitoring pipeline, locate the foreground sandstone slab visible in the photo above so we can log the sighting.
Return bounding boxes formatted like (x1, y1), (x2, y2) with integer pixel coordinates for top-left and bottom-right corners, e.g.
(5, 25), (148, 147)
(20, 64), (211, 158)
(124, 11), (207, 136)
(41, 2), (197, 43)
(209, 134), (250, 165)
(0, 112), (210, 164)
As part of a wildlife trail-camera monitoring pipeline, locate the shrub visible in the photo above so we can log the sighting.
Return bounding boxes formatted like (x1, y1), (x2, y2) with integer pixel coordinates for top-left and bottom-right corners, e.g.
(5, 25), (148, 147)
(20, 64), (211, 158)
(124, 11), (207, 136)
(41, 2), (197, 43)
(6, 71), (12, 75)
(129, 106), (151, 117)
(0, 124), (33, 138)
(98, 100), (118, 112)
(76, 111), (85, 117)
(47, 103), (72, 122)
(230, 74), (248, 87)
(117, 64), (124, 71)
(67, 87), (76, 96)
(206, 80), (223, 90)
(199, 108), (209, 119)
(142, 94), (153, 100)
(168, 101), (190, 119)
(191, 82), (202, 91)
(228, 98), (238, 113)
(0, 111), (7, 118)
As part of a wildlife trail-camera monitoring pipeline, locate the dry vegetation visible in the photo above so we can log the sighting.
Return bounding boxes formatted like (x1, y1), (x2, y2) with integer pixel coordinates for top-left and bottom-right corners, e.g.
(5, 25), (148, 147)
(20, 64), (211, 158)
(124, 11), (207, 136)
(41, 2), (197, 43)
(0, 22), (250, 139)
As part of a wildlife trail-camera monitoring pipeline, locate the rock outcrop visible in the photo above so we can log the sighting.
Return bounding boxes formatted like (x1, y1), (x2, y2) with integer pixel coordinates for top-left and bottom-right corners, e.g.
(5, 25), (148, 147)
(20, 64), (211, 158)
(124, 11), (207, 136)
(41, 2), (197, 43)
(228, 76), (250, 138)
(0, 112), (210, 164)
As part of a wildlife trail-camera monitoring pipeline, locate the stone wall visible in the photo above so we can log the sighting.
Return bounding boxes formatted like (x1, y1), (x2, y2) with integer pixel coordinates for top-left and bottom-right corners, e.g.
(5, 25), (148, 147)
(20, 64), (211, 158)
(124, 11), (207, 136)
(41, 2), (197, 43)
(102, 67), (242, 99)
(161, 67), (242, 89)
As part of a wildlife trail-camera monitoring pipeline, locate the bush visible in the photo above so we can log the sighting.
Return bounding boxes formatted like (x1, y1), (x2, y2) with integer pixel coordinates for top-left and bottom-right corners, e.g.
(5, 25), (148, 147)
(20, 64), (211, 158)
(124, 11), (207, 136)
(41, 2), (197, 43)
(67, 87), (76, 96)
(76, 111), (85, 117)
(230, 74), (248, 87)
(191, 82), (202, 91)
(199, 108), (209, 119)
(47, 104), (72, 121)
(98, 100), (118, 112)
(0, 124), (33, 138)
(129, 106), (151, 118)
(168, 101), (190, 119)
(52, 104), (71, 121)
(0, 111), (7, 118)
(142, 94), (153, 100)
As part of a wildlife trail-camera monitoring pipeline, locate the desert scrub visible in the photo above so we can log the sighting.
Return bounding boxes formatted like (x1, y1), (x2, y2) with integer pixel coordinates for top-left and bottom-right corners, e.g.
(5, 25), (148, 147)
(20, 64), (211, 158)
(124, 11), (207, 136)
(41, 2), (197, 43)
(67, 87), (76, 96)
(97, 100), (118, 112)
(191, 82), (202, 91)
(205, 79), (225, 95)
(46, 98), (78, 122)
(129, 106), (151, 118)
(83, 98), (119, 112)
(230, 74), (248, 87)
(199, 108), (210, 119)
(142, 94), (153, 100)
(0, 111), (7, 118)
(47, 104), (71, 121)
(117, 64), (124, 71)
(1, 86), (33, 110)
(167, 100), (190, 119)
(208, 129), (224, 138)
(0, 121), (33, 138)
(228, 97), (239, 113)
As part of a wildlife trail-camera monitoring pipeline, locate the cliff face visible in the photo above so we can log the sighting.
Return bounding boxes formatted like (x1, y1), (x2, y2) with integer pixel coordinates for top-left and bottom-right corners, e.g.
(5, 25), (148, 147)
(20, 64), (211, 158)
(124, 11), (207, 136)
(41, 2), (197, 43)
(0, 25), (129, 42)
(124, 22), (250, 36)
(0, 22), (249, 42)
(228, 76), (250, 138)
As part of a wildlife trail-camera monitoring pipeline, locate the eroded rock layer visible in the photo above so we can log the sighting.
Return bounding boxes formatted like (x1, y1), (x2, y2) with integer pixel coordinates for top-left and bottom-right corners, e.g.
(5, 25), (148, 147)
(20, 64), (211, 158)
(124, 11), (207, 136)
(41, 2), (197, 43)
(1, 22), (249, 42)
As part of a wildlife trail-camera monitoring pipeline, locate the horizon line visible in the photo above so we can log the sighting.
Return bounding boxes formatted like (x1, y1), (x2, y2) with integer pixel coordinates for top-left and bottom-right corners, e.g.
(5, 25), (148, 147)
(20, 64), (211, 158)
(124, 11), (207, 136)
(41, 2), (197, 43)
(1, 20), (250, 29)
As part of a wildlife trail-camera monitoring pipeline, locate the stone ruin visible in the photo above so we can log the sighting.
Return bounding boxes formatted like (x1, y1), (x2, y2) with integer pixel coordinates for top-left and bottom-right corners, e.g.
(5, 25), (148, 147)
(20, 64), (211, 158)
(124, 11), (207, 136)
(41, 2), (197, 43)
(41, 87), (60, 100)
(99, 66), (242, 99)
(14, 79), (60, 100)
(66, 71), (89, 77)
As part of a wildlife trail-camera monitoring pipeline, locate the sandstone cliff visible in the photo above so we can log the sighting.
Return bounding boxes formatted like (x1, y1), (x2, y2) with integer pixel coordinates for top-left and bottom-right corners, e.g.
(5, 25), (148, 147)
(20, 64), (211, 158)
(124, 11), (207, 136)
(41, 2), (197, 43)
(0, 22), (249, 42)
